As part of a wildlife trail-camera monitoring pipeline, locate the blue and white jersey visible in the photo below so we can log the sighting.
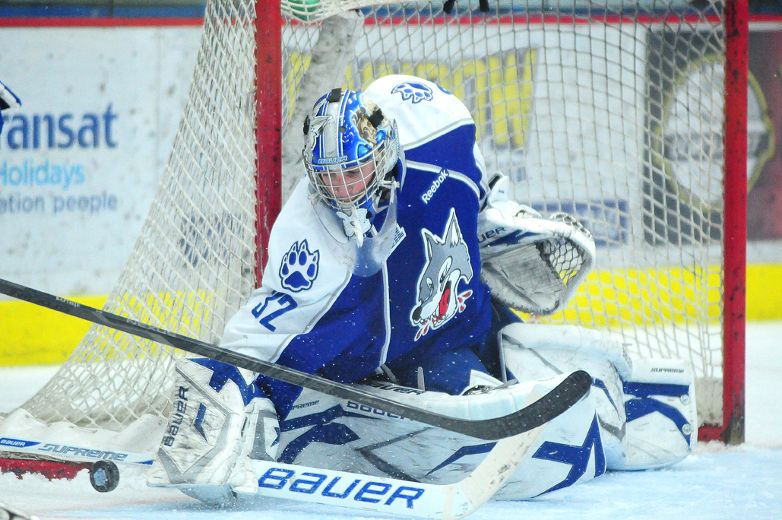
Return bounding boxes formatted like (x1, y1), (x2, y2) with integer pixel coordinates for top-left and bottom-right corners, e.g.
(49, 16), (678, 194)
(221, 75), (493, 416)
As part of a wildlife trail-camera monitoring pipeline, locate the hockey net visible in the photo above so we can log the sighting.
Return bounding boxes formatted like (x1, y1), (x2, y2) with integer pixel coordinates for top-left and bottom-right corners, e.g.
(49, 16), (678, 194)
(0, 0), (745, 456)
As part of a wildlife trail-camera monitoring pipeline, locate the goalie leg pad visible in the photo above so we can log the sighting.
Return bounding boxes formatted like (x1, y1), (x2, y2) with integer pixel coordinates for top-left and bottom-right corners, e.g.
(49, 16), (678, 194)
(500, 323), (628, 468)
(147, 358), (279, 499)
(276, 372), (605, 500)
(499, 323), (696, 470)
(617, 357), (697, 470)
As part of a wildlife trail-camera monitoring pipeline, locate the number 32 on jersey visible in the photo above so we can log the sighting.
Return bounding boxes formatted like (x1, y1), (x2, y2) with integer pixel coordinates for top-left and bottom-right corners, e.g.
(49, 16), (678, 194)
(252, 290), (298, 331)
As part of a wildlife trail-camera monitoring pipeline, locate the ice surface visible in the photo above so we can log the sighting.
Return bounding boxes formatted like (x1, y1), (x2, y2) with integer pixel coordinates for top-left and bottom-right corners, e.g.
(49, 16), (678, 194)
(1, 323), (780, 519)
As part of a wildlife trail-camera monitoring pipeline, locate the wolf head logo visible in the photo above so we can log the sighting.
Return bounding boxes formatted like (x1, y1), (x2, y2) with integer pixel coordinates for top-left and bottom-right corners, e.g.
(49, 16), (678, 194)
(410, 209), (474, 340)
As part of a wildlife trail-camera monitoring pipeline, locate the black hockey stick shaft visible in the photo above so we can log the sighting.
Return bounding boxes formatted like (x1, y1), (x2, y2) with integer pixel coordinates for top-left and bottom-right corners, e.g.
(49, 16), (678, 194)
(0, 277), (591, 440)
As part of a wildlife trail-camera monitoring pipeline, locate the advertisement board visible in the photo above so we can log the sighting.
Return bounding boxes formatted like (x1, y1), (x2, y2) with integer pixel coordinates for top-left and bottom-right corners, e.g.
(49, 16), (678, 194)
(1, 18), (781, 356)
(0, 26), (200, 295)
(4, 22), (782, 297)
(746, 27), (782, 243)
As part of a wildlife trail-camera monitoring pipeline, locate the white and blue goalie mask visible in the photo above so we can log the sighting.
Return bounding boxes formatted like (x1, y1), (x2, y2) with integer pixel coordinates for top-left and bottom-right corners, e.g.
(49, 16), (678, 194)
(303, 88), (404, 275)
(303, 88), (401, 238)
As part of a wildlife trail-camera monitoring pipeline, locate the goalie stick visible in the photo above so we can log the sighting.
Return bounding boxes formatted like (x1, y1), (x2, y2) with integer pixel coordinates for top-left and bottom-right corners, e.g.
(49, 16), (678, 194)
(208, 425), (544, 519)
(1, 425), (545, 520)
(0, 277), (590, 440)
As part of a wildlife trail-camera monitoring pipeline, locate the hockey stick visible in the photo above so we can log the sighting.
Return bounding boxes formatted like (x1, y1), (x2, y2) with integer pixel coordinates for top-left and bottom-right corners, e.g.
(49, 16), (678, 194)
(1, 423), (543, 519)
(0, 277), (591, 440)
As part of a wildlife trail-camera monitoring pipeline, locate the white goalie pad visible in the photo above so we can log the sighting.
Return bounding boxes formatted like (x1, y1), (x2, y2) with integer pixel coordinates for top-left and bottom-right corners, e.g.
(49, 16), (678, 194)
(616, 357), (698, 470)
(498, 323), (697, 470)
(149, 331), (694, 504)
(274, 372), (603, 501)
(478, 175), (596, 314)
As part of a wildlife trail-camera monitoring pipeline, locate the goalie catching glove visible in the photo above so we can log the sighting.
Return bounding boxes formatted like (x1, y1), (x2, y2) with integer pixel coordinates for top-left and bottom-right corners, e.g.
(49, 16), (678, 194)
(478, 173), (596, 314)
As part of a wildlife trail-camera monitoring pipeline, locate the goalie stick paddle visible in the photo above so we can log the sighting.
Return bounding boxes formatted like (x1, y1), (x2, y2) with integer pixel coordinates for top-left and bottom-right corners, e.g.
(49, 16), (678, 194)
(1, 422), (545, 520)
(0, 277), (591, 441)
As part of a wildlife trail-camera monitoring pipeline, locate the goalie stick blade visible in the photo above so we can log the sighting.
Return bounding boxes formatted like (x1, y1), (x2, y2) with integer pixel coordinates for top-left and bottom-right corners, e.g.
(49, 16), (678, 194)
(0, 278), (591, 440)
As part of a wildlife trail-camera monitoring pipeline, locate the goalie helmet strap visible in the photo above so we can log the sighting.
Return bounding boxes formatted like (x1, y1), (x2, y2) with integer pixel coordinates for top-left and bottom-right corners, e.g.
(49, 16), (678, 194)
(326, 87), (342, 103)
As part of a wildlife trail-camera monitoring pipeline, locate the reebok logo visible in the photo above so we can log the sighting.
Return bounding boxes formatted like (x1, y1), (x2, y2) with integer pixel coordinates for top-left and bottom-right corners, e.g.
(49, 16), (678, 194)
(421, 168), (449, 204)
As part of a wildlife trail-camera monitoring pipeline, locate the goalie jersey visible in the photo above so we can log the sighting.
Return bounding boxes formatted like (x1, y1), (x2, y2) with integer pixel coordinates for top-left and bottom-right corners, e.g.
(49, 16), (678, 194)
(221, 75), (494, 417)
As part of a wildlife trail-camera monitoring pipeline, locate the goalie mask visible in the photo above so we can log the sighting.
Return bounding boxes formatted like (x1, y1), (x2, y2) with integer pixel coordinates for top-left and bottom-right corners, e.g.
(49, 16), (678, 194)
(303, 87), (405, 276)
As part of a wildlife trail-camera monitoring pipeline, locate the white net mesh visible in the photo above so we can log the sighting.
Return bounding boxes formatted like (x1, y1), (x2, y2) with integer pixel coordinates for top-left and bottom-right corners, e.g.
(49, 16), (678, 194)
(13, 0), (260, 429)
(0, 0), (735, 449)
(281, 1), (728, 425)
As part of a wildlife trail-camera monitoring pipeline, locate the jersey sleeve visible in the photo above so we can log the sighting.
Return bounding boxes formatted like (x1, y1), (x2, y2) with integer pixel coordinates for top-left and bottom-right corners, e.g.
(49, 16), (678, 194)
(220, 181), (394, 417)
(220, 180), (352, 362)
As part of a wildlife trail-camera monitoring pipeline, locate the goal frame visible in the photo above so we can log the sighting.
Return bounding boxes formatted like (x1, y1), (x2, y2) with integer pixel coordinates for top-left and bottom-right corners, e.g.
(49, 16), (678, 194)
(704, 0), (747, 444)
(255, 4), (283, 285)
(257, 1), (748, 444)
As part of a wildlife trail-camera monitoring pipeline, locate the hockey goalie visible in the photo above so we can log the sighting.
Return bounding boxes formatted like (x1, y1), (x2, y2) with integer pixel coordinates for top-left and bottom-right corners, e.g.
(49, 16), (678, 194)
(148, 75), (697, 504)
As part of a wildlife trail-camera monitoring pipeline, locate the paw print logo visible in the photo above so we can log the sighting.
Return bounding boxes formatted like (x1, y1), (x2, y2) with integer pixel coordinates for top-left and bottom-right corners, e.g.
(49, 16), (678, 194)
(279, 240), (320, 293)
(391, 82), (433, 104)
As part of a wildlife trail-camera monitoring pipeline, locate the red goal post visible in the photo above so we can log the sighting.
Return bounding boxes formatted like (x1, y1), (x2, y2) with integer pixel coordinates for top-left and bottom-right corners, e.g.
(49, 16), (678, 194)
(716, 0), (748, 444)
